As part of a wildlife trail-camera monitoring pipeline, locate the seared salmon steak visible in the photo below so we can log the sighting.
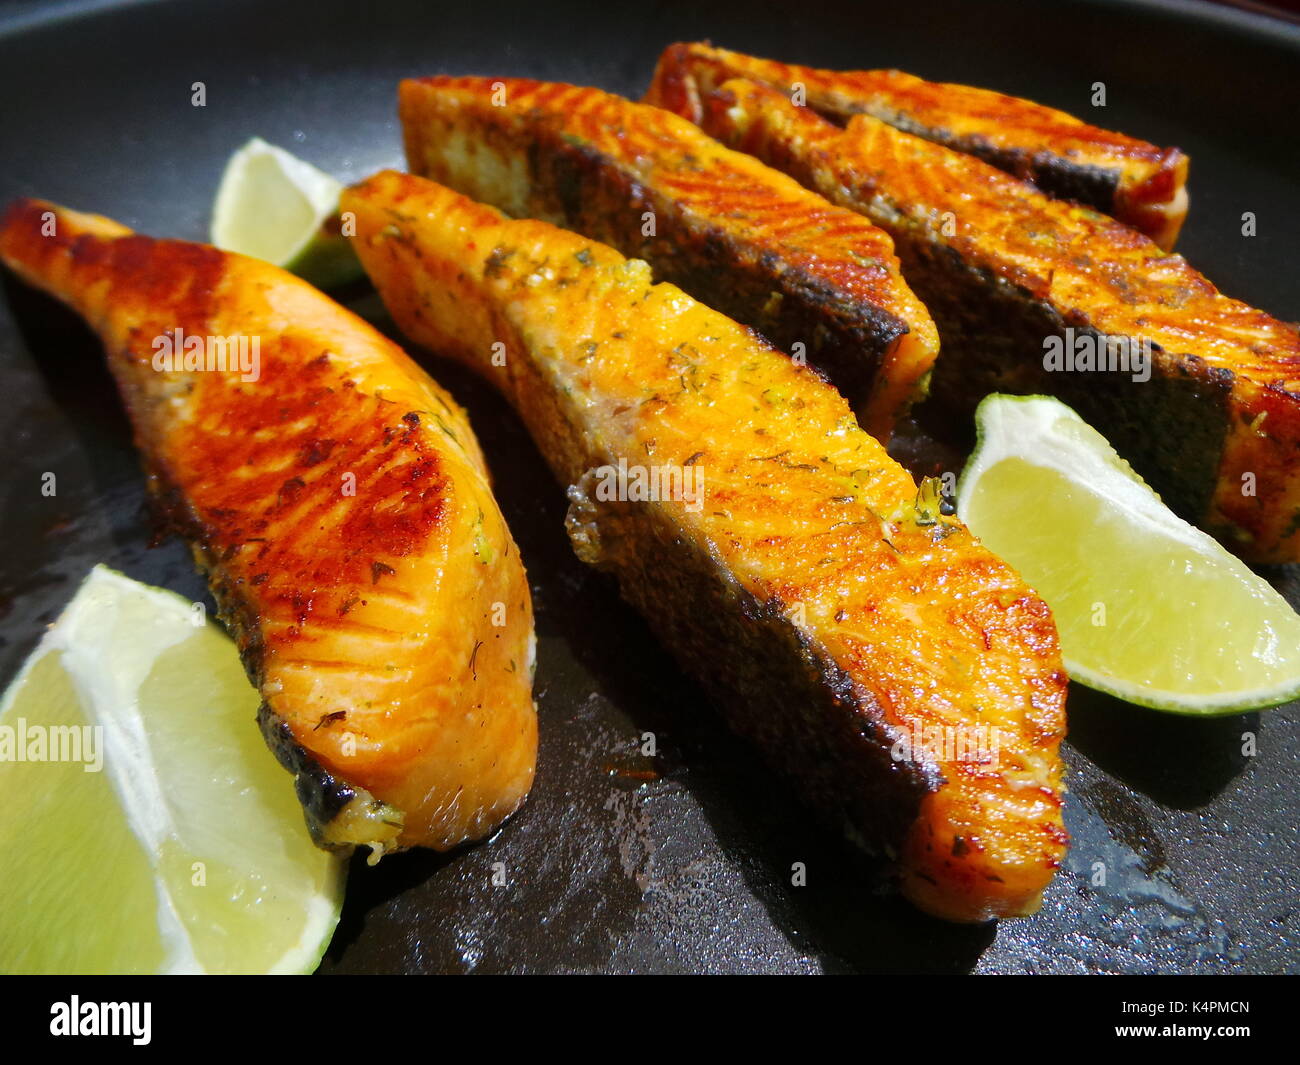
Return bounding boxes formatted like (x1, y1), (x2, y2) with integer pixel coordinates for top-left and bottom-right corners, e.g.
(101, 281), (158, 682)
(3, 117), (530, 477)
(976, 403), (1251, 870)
(646, 42), (1189, 248)
(0, 199), (538, 856)
(679, 79), (1300, 564)
(343, 170), (1068, 923)
(398, 75), (939, 439)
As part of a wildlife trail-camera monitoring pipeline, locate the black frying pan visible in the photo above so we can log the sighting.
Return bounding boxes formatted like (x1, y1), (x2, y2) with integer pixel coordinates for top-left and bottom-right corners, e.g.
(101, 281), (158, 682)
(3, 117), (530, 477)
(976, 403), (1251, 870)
(0, 0), (1296, 974)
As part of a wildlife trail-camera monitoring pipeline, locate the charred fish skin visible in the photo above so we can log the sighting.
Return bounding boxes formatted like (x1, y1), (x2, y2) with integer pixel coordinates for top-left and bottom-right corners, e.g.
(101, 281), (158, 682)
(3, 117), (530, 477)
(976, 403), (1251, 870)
(398, 75), (940, 440)
(647, 42), (1190, 249)
(680, 79), (1300, 564)
(344, 171), (1068, 923)
(0, 199), (538, 856)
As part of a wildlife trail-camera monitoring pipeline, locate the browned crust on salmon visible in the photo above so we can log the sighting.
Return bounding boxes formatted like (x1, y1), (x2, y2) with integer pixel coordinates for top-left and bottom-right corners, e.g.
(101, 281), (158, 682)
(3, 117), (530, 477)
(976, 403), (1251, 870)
(399, 75), (939, 439)
(647, 42), (1190, 249)
(0, 198), (538, 855)
(676, 80), (1300, 563)
(344, 171), (1069, 922)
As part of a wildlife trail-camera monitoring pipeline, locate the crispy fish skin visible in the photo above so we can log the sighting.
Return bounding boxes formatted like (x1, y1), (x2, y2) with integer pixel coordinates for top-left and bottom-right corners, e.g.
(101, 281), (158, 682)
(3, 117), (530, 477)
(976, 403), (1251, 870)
(0, 199), (537, 856)
(343, 170), (1068, 922)
(647, 42), (1190, 249)
(683, 79), (1300, 564)
(398, 75), (939, 440)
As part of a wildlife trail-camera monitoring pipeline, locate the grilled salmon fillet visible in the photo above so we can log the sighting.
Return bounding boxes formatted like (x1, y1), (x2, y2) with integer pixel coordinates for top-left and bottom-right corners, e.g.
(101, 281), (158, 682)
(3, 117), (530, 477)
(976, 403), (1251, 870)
(399, 76), (939, 439)
(679, 79), (1300, 564)
(343, 170), (1068, 922)
(0, 199), (537, 856)
(646, 42), (1190, 249)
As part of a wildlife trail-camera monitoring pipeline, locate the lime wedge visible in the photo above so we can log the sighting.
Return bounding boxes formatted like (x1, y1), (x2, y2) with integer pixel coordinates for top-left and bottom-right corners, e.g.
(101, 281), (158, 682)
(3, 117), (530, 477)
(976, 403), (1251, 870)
(0, 566), (345, 974)
(958, 394), (1300, 714)
(211, 137), (362, 288)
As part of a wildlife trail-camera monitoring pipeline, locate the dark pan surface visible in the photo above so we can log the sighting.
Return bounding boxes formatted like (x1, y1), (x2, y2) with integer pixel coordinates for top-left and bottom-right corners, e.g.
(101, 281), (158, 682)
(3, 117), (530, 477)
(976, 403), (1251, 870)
(1, 0), (1297, 974)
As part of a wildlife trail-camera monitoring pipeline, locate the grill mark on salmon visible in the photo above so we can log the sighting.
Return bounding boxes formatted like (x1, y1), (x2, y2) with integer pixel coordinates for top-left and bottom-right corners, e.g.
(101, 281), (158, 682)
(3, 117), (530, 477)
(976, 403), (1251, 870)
(343, 170), (1068, 923)
(647, 42), (1190, 249)
(677, 79), (1300, 563)
(398, 75), (939, 440)
(0, 198), (538, 856)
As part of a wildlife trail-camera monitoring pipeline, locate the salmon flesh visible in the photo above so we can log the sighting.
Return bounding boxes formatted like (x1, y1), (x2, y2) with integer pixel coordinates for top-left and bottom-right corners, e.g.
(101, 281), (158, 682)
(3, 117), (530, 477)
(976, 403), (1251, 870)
(399, 75), (939, 440)
(674, 78), (1300, 564)
(646, 42), (1189, 249)
(0, 199), (538, 857)
(343, 170), (1069, 923)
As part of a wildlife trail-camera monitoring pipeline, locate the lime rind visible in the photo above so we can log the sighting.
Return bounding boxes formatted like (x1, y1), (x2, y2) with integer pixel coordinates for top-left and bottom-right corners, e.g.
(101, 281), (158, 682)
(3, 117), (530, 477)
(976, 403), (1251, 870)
(961, 395), (1188, 541)
(266, 864), (349, 975)
(0, 565), (345, 974)
(958, 394), (1300, 716)
(210, 137), (362, 289)
(1061, 652), (1300, 716)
